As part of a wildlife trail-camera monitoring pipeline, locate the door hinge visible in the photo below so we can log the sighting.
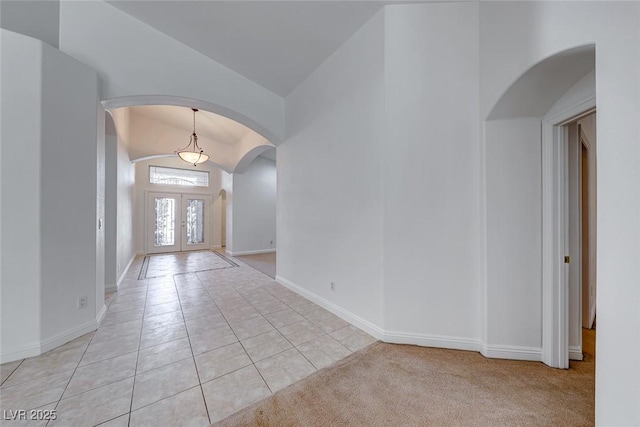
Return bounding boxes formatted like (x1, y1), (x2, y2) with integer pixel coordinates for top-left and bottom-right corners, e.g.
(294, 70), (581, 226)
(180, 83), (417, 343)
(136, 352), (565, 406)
(564, 256), (571, 264)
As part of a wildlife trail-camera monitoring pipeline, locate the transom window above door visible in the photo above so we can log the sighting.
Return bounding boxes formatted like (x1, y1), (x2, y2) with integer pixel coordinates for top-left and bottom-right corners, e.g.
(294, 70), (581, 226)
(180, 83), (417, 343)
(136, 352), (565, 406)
(149, 166), (209, 187)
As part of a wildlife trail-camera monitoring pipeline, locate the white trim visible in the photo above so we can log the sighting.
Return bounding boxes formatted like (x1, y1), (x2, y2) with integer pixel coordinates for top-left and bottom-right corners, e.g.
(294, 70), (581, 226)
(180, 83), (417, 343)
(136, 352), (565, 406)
(275, 275), (384, 340)
(116, 253), (137, 288)
(275, 275), (547, 362)
(569, 345), (584, 361)
(1, 318), (99, 364)
(541, 72), (595, 369)
(229, 249), (276, 256)
(40, 318), (98, 355)
(481, 344), (543, 362)
(479, 120), (489, 349)
(0, 341), (42, 364)
(385, 330), (480, 352)
(105, 283), (118, 292)
(96, 304), (107, 325)
(102, 95), (284, 146)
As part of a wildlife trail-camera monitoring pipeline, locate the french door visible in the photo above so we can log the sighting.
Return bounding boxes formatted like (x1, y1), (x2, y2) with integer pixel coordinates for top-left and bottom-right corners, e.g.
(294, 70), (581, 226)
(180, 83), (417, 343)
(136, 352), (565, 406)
(147, 192), (212, 254)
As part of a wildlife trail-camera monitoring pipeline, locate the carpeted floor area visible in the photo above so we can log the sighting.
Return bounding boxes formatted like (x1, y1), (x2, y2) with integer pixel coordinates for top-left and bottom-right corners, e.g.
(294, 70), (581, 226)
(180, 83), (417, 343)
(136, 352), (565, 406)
(215, 329), (595, 426)
(234, 251), (276, 279)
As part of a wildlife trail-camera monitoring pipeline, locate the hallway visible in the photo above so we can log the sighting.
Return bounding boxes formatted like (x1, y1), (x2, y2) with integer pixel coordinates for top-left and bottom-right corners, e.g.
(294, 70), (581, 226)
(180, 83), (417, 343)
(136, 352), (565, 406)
(0, 252), (375, 426)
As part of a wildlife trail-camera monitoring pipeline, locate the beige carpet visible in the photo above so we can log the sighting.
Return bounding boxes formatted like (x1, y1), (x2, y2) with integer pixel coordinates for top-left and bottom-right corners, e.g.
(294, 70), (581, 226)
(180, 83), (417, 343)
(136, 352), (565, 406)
(215, 329), (595, 427)
(235, 252), (276, 278)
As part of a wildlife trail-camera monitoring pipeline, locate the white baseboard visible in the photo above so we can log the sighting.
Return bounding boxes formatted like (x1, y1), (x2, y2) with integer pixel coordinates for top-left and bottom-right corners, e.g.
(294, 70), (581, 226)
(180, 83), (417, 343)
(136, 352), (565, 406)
(274, 274), (548, 364)
(384, 330), (481, 352)
(275, 275), (384, 340)
(105, 283), (118, 292)
(569, 345), (583, 361)
(480, 344), (543, 361)
(116, 253), (137, 288)
(229, 249), (276, 256)
(0, 341), (42, 364)
(40, 318), (98, 355)
(96, 304), (107, 325)
(1, 317), (99, 364)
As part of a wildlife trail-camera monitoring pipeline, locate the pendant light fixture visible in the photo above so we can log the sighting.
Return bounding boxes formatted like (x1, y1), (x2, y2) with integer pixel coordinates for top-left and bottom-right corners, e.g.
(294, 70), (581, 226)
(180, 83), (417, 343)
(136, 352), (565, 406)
(176, 108), (210, 166)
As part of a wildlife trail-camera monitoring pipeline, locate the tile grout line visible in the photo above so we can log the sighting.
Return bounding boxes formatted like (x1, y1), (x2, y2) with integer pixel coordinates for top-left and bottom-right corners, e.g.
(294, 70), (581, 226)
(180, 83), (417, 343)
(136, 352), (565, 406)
(126, 277), (150, 427)
(190, 277), (268, 394)
(2, 255), (361, 427)
(244, 279), (352, 366)
(198, 275), (275, 395)
(0, 359), (25, 387)
(47, 329), (100, 426)
(240, 291), (322, 371)
(172, 272), (211, 425)
(216, 268), (345, 384)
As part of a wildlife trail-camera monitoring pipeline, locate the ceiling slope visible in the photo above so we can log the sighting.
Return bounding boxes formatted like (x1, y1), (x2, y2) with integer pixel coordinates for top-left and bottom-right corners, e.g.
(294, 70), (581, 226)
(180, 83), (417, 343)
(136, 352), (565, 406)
(106, 1), (383, 96)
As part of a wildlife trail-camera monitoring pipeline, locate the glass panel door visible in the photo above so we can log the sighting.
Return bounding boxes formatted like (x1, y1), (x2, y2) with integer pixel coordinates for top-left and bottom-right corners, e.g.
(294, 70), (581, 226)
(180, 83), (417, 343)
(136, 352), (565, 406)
(181, 196), (211, 251)
(147, 192), (211, 254)
(148, 193), (181, 254)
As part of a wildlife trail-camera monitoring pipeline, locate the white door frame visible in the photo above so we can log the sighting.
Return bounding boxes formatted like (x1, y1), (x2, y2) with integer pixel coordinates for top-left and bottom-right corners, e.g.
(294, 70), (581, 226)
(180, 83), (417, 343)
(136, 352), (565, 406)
(181, 194), (213, 252)
(147, 192), (182, 254)
(541, 87), (595, 369)
(146, 190), (212, 254)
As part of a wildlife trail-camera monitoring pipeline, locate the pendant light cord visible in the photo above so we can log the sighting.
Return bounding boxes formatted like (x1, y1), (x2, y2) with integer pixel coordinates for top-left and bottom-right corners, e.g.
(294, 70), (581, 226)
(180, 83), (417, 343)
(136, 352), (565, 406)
(193, 108), (196, 136)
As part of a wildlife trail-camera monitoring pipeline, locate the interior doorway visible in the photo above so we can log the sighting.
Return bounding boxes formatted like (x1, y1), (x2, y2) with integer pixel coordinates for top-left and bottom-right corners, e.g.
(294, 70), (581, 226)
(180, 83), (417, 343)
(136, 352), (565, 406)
(220, 189), (227, 248)
(565, 111), (597, 362)
(147, 192), (212, 254)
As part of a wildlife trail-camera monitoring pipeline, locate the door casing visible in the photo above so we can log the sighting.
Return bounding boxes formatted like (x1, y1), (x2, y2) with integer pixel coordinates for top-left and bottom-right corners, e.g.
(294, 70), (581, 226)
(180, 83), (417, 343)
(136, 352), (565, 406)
(146, 191), (212, 254)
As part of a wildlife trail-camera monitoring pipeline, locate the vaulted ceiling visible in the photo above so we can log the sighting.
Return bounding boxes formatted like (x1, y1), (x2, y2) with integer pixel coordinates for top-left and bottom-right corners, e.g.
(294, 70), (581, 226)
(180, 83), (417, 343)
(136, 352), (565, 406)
(106, 1), (384, 97)
(105, 1), (391, 168)
(117, 105), (275, 173)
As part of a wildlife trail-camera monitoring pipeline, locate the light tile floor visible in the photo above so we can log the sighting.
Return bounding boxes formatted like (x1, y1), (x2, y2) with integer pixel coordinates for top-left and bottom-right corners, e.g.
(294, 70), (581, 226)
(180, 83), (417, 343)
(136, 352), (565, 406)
(0, 252), (376, 426)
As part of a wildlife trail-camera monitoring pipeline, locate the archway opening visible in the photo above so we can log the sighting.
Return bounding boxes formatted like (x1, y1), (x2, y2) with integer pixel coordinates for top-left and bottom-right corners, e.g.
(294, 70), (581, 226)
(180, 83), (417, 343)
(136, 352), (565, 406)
(102, 96), (278, 287)
(484, 45), (595, 370)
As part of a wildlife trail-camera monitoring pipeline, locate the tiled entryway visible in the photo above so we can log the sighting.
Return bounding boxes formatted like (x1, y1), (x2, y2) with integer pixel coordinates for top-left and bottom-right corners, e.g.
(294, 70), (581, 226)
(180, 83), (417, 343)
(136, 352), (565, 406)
(0, 252), (375, 426)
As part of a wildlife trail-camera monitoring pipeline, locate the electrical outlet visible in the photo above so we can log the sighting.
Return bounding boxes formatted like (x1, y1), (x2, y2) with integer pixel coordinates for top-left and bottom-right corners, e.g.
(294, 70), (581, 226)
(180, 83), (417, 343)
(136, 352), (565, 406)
(78, 296), (87, 309)
(330, 282), (335, 291)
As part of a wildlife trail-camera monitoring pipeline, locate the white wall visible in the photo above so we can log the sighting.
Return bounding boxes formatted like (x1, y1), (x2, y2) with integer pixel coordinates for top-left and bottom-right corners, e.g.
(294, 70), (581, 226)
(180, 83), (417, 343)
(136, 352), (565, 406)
(480, 2), (640, 423)
(3, 2), (638, 422)
(134, 157), (223, 254)
(383, 3), (481, 344)
(58, 0), (284, 144)
(221, 172), (233, 251)
(228, 157), (276, 256)
(485, 118), (542, 349)
(279, 10), (385, 329)
(116, 116), (136, 281)
(95, 103), (106, 318)
(1, 30), (101, 362)
(0, 0), (60, 48)
(280, 3), (639, 422)
(39, 36), (100, 344)
(105, 113), (117, 288)
(106, 108), (137, 285)
(1, 30), (43, 359)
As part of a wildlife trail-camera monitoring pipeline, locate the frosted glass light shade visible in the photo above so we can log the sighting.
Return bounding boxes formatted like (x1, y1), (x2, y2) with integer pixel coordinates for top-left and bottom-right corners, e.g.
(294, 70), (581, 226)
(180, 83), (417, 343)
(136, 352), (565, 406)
(178, 151), (209, 164)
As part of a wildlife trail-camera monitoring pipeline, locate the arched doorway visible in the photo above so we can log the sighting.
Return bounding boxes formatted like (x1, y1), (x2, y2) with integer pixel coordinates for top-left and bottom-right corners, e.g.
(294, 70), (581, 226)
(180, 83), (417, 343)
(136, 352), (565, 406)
(484, 45), (596, 369)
